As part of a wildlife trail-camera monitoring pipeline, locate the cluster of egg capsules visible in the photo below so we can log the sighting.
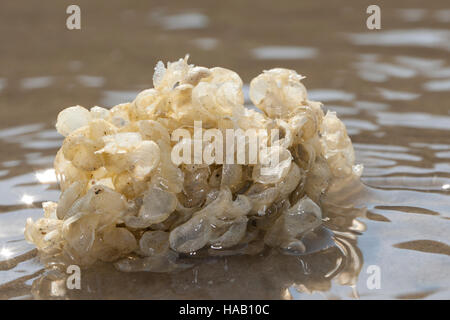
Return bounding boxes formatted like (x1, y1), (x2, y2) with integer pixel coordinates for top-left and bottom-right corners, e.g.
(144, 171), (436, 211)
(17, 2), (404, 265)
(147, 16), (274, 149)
(25, 56), (361, 271)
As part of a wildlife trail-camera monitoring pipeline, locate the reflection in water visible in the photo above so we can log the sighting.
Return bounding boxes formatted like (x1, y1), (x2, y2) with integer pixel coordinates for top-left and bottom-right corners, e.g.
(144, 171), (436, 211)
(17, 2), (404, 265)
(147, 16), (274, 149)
(375, 112), (450, 130)
(308, 89), (355, 102)
(347, 29), (450, 50)
(396, 9), (426, 23)
(393, 240), (450, 256)
(76, 76), (105, 88)
(35, 169), (57, 184)
(20, 77), (54, 90)
(0, 247), (13, 259)
(192, 38), (219, 51)
(29, 190), (366, 300)
(355, 59), (417, 82)
(101, 90), (140, 107)
(423, 79), (450, 92)
(30, 239), (362, 299)
(435, 9), (450, 23)
(395, 56), (444, 75)
(377, 88), (420, 101)
(20, 195), (34, 206)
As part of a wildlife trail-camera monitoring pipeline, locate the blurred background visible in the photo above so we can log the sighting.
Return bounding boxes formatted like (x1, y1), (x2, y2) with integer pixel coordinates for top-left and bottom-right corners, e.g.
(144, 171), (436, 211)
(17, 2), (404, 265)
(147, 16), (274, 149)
(0, 0), (449, 299)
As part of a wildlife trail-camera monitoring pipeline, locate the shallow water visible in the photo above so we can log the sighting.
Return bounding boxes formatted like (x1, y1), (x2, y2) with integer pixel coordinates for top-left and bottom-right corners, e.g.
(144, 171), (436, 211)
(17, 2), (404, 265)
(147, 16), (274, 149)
(0, 1), (449, 299)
